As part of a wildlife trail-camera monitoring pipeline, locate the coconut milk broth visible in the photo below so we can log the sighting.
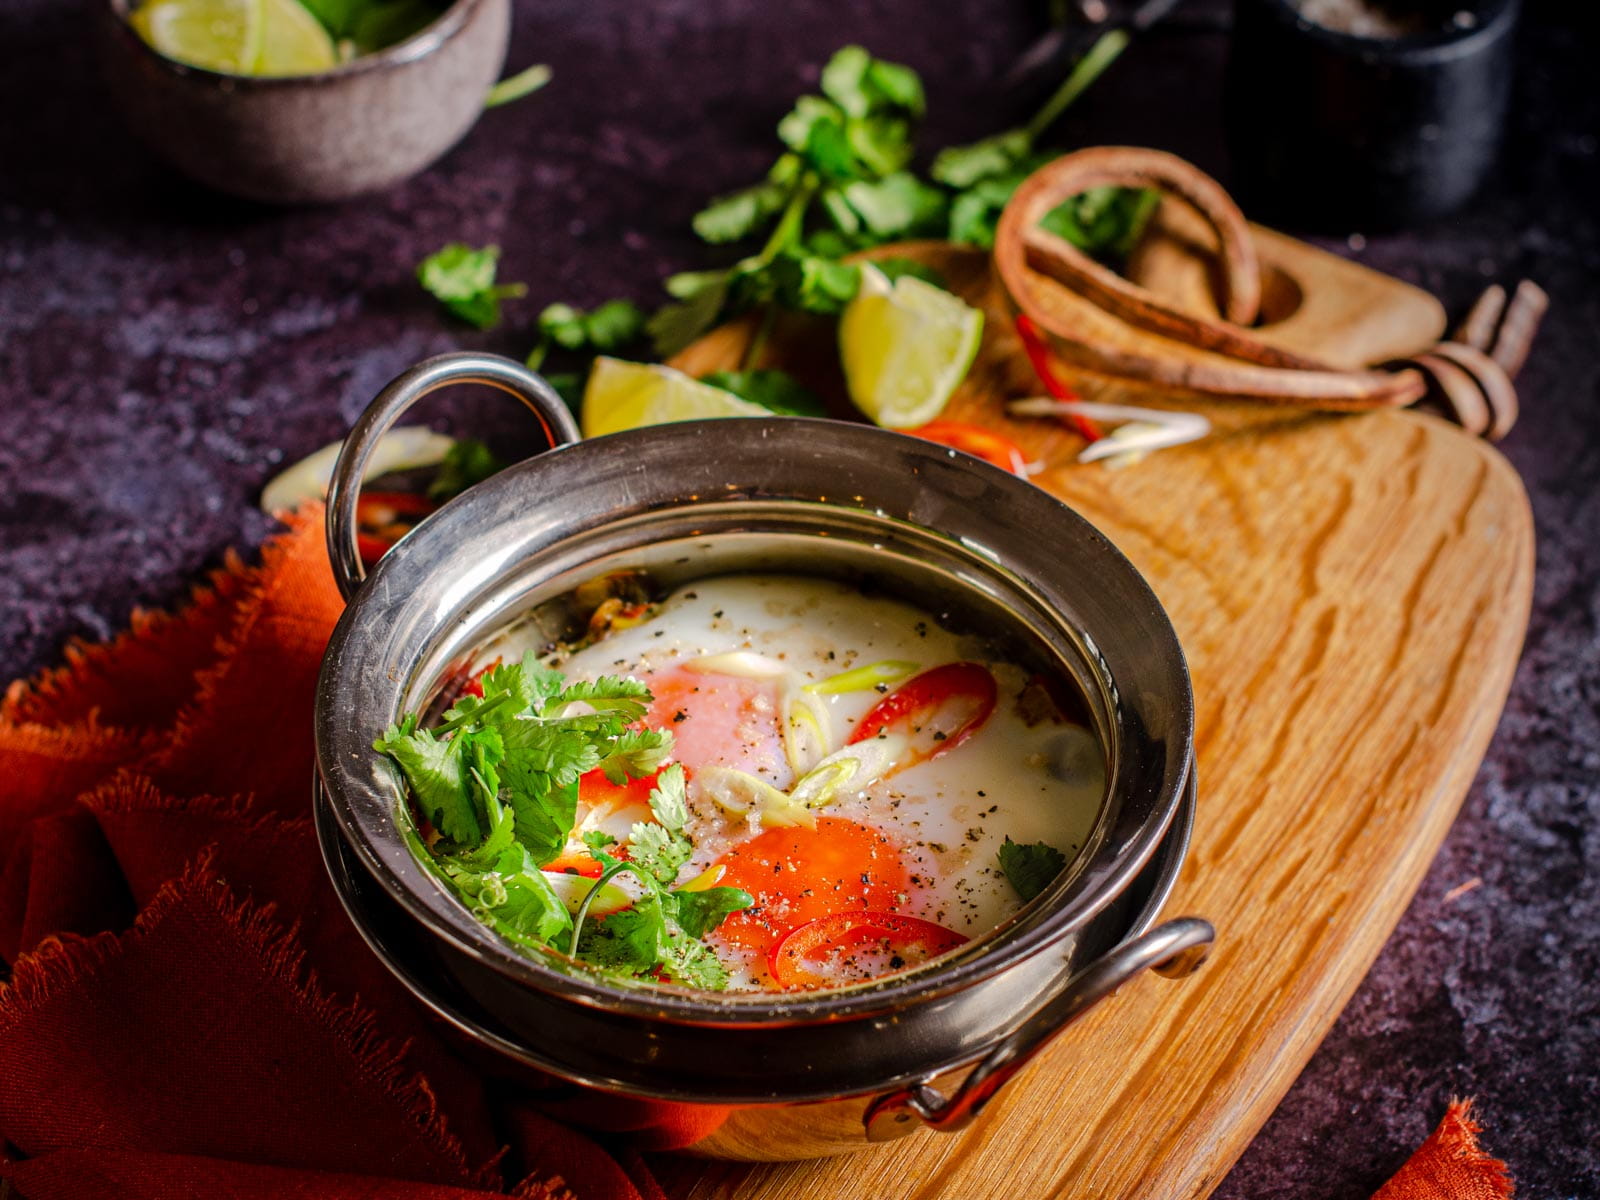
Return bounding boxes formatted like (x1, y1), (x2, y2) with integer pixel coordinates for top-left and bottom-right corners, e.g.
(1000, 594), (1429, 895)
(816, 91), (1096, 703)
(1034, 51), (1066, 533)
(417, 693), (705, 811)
(486, 573), (1105, 991)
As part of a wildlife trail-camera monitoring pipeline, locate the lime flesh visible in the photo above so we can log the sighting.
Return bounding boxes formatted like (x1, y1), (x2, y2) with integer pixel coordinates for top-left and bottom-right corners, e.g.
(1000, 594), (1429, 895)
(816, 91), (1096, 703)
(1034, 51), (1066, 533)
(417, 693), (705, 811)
(838, 265), (984, 429)
(132, 0), (263, 73)
(581, 357), (770, 439)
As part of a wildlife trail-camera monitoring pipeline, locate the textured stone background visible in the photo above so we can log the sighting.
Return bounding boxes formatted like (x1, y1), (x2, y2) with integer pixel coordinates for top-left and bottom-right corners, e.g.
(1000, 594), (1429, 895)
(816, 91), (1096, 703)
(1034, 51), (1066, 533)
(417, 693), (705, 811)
(1, 0), (1595, 1195)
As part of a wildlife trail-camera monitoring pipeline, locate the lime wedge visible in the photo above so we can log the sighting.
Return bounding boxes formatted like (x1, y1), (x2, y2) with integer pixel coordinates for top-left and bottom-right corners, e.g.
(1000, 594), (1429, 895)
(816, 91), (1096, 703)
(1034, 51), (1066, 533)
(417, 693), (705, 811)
(581, 357), (769, 438)
(838, 265), (984, 428)
(131, 0), (263, 74)
(254, 0), (338, 75)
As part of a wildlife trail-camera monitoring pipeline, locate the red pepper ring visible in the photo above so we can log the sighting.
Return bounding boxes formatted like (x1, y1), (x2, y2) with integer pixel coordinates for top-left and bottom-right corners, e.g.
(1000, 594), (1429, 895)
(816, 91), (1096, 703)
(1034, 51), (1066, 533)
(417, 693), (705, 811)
(905, 421), (1031, 477)
(355, 490), (440, 565)
(768, 910), (969, 988)
(848, 661), (999, 767)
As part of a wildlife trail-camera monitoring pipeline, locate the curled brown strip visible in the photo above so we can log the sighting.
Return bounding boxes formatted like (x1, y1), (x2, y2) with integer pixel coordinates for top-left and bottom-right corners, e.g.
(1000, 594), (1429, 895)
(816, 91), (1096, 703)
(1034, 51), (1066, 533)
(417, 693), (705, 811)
(994, 147), (1425, 407)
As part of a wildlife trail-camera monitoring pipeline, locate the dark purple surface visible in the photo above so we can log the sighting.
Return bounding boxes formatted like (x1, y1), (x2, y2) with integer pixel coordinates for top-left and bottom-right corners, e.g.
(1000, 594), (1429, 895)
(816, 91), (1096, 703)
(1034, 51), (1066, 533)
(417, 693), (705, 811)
(1, 0), (1596, 1195)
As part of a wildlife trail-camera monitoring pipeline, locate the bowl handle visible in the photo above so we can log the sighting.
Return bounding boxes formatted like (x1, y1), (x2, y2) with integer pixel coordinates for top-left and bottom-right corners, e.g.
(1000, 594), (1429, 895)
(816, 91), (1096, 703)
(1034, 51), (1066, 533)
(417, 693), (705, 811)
(863, 916), (1215, 1141)
(325, 352), (580, 601)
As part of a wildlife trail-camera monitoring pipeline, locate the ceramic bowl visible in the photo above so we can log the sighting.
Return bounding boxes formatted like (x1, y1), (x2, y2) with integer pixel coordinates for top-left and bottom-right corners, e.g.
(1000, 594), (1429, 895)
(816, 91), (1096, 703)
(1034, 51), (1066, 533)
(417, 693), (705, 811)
(97, 0), (509, 204)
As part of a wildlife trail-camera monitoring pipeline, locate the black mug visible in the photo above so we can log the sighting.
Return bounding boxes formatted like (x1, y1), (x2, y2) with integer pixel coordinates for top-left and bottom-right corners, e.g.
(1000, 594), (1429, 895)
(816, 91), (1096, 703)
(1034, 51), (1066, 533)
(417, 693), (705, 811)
(1225, 0), (1520, 230)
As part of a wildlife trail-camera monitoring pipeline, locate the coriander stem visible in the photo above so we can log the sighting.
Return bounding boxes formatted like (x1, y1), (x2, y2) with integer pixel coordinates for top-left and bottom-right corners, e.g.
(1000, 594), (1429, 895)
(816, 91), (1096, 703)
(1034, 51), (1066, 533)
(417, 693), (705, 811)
(1024, 27), (1130, 143)
(437, 691), (513, 735)
(741, 303), (779, 370)
(570, 860), (644, 950)
(758, 178), (817, 264)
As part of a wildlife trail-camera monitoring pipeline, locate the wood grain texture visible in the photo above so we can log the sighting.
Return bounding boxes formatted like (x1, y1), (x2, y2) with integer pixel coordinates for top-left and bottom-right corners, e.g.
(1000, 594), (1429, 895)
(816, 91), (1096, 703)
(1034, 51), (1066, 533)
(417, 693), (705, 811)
(653, 244), (1533, 1199)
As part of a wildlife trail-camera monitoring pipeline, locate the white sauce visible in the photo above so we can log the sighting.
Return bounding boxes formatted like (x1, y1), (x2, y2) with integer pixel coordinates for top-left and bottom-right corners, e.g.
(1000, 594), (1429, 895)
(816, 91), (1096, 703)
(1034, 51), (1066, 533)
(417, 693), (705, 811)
(520, 574), (1105, 991)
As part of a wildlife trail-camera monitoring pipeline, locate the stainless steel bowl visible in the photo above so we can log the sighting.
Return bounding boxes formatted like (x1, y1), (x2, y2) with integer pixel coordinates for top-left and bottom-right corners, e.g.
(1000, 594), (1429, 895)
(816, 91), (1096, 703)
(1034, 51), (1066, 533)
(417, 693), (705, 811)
(313, 352), (1214, 1158)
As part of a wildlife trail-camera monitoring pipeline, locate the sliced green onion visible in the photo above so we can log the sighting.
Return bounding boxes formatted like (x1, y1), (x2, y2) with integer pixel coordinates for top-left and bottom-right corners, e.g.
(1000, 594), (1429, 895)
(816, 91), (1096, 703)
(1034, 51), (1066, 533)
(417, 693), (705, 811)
(694, 766), (816, 829)
(484, 63), (552, 109)
(782, 687), (832, 775)
(684, 651), (792, 679)
(804, 659), (920, 695)
(789, 734), (907, 810)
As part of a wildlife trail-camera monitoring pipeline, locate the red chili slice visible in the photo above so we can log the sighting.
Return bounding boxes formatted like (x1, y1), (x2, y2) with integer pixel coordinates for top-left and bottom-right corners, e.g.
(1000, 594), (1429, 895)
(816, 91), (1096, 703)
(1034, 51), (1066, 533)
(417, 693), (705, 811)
(768, 910), (968, 988)
(356, 491), (439, 565)
(848, 662), (998, 766)
(1014, 313), (1103, 442)
(906, 421), (1031, 477)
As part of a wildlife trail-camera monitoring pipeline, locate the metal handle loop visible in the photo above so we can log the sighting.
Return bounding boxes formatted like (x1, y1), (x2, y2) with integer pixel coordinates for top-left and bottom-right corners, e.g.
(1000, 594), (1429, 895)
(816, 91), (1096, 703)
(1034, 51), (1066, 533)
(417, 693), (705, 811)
(325, 352), (581, 601)
(864, 916), (1215, 1141)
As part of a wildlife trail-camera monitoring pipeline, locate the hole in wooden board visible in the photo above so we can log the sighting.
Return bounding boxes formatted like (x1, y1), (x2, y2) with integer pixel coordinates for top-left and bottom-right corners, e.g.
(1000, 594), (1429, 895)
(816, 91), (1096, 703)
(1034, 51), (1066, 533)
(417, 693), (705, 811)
(1251, 264), (1305, 328)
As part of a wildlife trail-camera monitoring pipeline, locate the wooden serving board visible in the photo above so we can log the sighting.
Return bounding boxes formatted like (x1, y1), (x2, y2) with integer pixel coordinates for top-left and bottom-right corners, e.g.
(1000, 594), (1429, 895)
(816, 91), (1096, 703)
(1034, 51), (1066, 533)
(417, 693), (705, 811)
(651, 240), (1533, 1198)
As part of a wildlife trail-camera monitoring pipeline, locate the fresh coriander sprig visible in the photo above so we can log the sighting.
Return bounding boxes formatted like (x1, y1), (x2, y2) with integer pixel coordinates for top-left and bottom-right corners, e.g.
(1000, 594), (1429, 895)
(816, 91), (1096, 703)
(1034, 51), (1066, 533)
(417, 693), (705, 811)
(416, 243), (528, 330)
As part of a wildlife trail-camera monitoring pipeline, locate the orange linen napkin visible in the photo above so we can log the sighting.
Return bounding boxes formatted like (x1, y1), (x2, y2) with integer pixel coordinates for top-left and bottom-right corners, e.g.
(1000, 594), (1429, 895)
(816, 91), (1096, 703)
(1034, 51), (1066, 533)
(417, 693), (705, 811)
(0, 508), (1514, 1199)
(1374, 1100), (1514, 1200)
(0, 507), (714, 1200)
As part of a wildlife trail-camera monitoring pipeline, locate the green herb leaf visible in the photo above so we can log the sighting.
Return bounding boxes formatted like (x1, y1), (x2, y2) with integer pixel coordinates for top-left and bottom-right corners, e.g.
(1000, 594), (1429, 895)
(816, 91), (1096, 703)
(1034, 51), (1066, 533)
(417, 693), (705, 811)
(373, 723), (480, 844)
(693, 182), (790, 244)
(771, 251), (860, 315)
(674, 886), (755, 939)
(839, 172), (947, 239)
(417, 243), (527, 331)
(930, 128), (1034, 189)
(646, 270), (733, 358)
(348, 0), (442, 53)
(1038, 187), (1160, 264)
(592, 727), (674, 786)
(428, 438), (504, 501)
(998, 836), (1068, 902)
(700, 369), (827, 417)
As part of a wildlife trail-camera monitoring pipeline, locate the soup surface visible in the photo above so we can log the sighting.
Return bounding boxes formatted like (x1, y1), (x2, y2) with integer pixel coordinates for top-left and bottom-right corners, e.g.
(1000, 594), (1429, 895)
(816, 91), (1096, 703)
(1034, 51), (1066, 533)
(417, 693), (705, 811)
(524, 579), (1100, 992)
(378, 572), (1104, 993)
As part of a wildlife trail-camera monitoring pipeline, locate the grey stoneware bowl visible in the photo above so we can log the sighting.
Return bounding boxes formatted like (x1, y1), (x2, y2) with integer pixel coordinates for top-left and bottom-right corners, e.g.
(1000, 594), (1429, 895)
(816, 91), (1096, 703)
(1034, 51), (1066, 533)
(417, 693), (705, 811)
(98, 0), (509, 204)
(312, 353), (1217, 1158)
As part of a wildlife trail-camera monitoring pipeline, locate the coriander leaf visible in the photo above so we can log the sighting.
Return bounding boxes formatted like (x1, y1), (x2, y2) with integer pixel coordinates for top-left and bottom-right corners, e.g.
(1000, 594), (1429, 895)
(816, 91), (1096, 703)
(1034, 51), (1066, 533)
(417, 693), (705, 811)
(549, 674), (653, 721)
(417, 243), (527, 331)
(528, 299), (646, 370)
(659, 928), (731, 989)
(820, 189), (863, 235)
(592, 727), (674, 786)
(820, 46), (925, 121)
(374, 723), (480, 844)
(582, 829), (618, 853)
(693, 182), (789, 244)
(771, 251), (860, 315)
(875, 257), (947, 288)
(647, 269), (732, 357)
(674, 885), (754, 939)
(646, 763), (689, 832)
(778, 96), (858, 181)
(537, 302), (589, 351)
(819, 44), (875, 117)
(947, 170), (1033, 249)
(296, 0), (362, 37)
(1038, 187), (1160, 264)
(585, 299), (647, 351)
(700, 369), (827, 417)
(839, 172), (947, 239)
(998, 836), (1068, 902)
(865, 56), (925, 117)
(545, 371), (585, 409)
(350, 0), (441, 53)
(845, 114), (913, 177)
(627, 820), (691, 886)
(930, 128), (1033, 189)
(428, 438), (504, 501)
